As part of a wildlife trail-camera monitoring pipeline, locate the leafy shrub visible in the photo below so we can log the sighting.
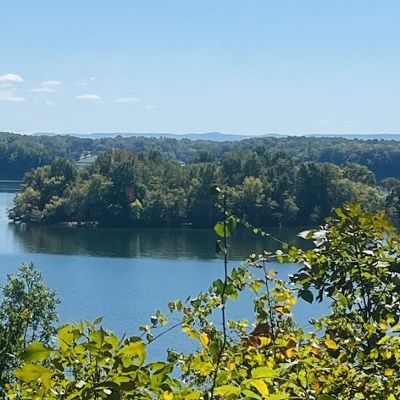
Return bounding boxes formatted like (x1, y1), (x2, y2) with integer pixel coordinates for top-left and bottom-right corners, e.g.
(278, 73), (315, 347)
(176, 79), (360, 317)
(7, 204), (400, 398)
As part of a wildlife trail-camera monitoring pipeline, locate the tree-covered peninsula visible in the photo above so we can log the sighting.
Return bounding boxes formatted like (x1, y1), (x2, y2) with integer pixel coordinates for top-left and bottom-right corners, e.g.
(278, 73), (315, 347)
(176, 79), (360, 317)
(9, 148), (384, 227)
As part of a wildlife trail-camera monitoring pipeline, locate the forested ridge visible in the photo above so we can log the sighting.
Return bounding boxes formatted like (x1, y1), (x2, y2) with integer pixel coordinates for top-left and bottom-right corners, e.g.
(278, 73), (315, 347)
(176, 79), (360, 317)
(2, 131), (400, 180)
(9, 148), (385, 227)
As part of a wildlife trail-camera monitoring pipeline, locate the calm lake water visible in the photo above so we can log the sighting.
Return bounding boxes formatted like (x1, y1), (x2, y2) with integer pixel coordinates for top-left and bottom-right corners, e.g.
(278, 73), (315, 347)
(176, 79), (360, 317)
(0, 182), (327, 357)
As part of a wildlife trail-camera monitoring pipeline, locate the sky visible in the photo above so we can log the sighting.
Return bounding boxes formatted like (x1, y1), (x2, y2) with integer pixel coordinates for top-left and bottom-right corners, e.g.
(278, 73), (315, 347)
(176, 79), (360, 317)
(1, 1), (400, 135)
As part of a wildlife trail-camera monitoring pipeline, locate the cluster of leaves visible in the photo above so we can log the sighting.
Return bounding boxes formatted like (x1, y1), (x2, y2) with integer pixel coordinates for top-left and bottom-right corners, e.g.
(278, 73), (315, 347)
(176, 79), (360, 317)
(10, 321), (199, 399)
(6, 203), (400, 399)
(9, 148), (383, 227)
(0, 263), (59, 394)
(288, 203), (400, 398)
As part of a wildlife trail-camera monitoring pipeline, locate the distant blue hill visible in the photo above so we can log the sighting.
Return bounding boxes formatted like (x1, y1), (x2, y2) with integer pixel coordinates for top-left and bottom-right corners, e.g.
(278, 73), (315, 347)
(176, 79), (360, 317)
(305, 133), (400, 141)
(32, 131), (400, 142)
(33, 132), (253, 141)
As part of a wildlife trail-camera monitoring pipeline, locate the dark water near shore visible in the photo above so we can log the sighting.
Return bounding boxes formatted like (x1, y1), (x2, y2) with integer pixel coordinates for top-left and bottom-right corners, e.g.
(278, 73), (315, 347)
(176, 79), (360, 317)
(0, 181), (326, 357)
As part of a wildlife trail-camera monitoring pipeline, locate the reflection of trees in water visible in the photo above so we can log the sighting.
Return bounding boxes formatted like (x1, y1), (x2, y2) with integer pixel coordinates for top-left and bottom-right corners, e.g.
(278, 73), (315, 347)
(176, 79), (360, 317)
(9, 225), (308, 260)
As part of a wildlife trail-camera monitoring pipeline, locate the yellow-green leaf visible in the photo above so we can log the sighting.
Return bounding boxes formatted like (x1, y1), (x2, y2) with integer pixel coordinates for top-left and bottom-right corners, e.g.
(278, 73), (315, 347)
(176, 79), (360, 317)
(324, 339), (337, 350)
(251, 366), (277, 379)
(23, 341), (52, 362)
(15, 364), (53, 389)
(385, 368), (394, 377)
(252, 379), (269, 396)
(214, 385), (241, 396)
(120, 340), (146, 365)
(200, 332), (210, 347)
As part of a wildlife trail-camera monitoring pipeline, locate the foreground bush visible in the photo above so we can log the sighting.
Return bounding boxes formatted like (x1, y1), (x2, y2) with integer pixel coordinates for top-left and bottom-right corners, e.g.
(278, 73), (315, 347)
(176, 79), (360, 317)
(6, 204), (400, 399)
(0, 264), (58, 394)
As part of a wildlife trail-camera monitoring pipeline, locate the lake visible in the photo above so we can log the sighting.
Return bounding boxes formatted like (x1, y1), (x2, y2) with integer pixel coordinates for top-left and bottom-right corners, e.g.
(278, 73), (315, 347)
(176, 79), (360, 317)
(0, 182), (327, 357)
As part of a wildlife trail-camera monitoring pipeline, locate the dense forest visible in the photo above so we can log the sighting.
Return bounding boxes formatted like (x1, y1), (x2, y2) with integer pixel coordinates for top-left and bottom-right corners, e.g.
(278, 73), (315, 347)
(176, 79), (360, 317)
(2, 131), (400, 180)
(9, 148), (385, 227)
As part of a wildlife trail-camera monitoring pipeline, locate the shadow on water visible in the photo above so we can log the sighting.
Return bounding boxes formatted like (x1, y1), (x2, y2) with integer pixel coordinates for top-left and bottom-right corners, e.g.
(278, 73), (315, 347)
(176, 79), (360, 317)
(9, 224), (310, 260)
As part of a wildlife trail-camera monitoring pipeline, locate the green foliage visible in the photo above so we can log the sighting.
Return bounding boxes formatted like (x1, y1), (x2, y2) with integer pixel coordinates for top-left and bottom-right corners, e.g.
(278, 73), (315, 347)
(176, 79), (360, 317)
(289, 204), (400, 398)
(0, 263), (59, 391)
(7, 204), (400, 398)
(214, 216), (237, 238)
(384, 177), (400, 221)
(10, 148), (384, 227)
(9, 320), (199, 399)
(9, 158), (78, 223)
(343, 162), (376, 186)
(4, 131), (400, 181)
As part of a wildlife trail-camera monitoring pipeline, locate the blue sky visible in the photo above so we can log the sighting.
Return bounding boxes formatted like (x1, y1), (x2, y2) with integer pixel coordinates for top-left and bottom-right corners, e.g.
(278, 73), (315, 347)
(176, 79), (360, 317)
(1, 1), (400, 135)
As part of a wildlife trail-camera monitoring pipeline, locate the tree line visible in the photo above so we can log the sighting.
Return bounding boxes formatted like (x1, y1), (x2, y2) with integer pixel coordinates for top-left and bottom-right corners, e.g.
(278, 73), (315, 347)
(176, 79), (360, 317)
(9, 148), (384, 227)
(2, 131), (400, 180)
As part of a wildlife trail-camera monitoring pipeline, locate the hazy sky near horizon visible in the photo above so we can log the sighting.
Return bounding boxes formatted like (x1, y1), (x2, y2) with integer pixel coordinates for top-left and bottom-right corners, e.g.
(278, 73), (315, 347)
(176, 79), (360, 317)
(1, 1), (400, 135)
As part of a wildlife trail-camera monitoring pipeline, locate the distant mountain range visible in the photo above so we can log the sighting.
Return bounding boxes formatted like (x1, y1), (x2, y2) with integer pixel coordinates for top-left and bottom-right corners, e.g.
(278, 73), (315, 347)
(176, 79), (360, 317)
(30, 131), (400, 142)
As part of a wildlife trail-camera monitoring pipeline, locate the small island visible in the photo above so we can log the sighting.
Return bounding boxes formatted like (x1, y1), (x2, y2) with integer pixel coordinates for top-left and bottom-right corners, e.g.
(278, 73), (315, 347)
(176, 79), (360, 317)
(9, 147), (385, 228)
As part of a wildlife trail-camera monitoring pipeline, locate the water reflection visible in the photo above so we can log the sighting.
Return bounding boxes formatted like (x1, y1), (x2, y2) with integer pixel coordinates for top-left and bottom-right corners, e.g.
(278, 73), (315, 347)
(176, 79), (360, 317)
(2, 181), (310, 260)
(0, 189), (325, 349)
(9, 224), (308, 260)
(0, 180), (22, 193)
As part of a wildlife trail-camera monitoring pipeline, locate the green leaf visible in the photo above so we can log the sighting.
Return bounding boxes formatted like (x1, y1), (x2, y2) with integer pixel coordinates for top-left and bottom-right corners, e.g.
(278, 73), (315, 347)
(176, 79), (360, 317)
(318, 396), (335, 400)
(213, 279), (224, 294)
(214, 385), (241, 396)
(214, 216), (237, 238)
(242, 389), (262, 400)
(15, 364), (53, 389)
(251, 366), (277, 379)
(299, 289), (314, 303)
(23, 341), (52, 362)
(93, 316), (103, 325)
(58, 324), (75, 351)
(214, 222), (226, 238)
(334, 291), (348, 308)
(266, 394), (289, 400)
(120, 339), (146, 366)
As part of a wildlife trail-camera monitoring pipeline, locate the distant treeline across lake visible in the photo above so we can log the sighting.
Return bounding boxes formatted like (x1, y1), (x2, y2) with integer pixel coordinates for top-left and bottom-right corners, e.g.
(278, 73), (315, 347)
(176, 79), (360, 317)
(2, 131), (400, 180)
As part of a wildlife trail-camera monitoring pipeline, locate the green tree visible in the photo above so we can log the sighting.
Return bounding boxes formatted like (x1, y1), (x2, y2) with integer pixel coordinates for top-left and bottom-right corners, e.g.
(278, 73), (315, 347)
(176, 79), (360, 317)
(383, 177), (400, 221)
(343, 162), (376, 186)
(0, 263), (59, 390)
(9, 148), (385, 228)
(291, 204), (400, 398)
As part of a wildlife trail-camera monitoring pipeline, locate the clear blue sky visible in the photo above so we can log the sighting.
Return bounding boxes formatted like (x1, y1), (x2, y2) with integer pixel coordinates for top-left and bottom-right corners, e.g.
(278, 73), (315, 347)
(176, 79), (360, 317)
(1, 1), (400, 135)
